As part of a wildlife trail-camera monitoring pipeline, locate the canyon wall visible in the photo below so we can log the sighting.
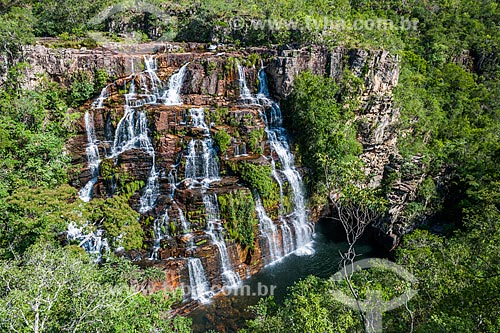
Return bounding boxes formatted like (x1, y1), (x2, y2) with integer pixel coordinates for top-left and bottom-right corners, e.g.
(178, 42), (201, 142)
(16, 41), (423, 301)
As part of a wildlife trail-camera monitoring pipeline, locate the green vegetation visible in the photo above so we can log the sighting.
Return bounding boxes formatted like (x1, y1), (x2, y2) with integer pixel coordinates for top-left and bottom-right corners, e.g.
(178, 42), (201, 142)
(204, 60), (217, 75)
(3, 183), (144, 258)
(2, 0), (500, 331)
(247, 128), (265, 155)
(0, 243), (191, 333)
(228, 161), (280, 209)
(214, 128), (232, 153)
(286, 71), (364, 205)
(218, 190), (258, 249)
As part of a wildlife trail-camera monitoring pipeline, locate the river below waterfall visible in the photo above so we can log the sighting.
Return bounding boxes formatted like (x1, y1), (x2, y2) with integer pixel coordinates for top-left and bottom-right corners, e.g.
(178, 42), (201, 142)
(189, 220), (380, 332)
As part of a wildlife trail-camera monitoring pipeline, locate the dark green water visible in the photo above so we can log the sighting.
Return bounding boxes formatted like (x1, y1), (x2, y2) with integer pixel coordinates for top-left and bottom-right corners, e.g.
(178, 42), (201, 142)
(189, 221), (378, 332)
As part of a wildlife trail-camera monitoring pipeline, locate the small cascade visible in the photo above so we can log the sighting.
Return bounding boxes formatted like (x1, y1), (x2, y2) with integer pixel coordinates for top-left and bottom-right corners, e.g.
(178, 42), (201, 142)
(108, 74), (159, 212)
(174, 201), (190, 233)
(162, 63), (189, 105)
(237, 63), (254, 102)
(184, 139), (220, 183)
(111, 108), (154, 157)
(143, 55), (162, 95)
(92, 86), (108, 109)
(139, 164), (159, 213)
(203, 192), (241, 287)
(187, 258), (212, 304)
(271, 159), (284, 211)
(265, 129), (312, 251)
(168, 168), (177, 199)
(255, 196), (281, 264)
(184, 106), (220, 185)
(78, 110), (102, 202)
(269, 103), (283, 127)
(67, 222), (109, 262)
(280, 217), (294, 255)
(150, 211), (170, 260)
(189, 107), (209, 132)
(256, 67), (269, 98)
(234, 142), (248, 157)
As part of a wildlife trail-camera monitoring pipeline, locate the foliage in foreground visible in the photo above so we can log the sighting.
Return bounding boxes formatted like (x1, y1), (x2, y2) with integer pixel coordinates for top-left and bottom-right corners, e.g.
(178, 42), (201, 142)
(0, 243), (191, 333)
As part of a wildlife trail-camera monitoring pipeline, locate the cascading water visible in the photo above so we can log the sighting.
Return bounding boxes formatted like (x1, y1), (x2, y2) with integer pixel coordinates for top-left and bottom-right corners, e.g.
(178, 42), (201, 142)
(150, 211), (170, 260)
(162, 63), (189, 105)
(67, 222), (109, 262)
(238, 65), (314, 256)
(280, 217), (294, 255)
(189, 107), (209, 132)
(234, 142), (248, 157)
(203, 192), (241, 287)
(255, 195), (281, 264)
(144, 55), (162, 96)
(188, 258), (212, 304)
(78, 110), (102, 202)
(184, 107), (220, 185)
(139, 164), (159, 213)
(93, 86), (108, 109)
(256, 67), (269, 98)
(184, 139), (220, 184)
(107, 66), (160, 213)
(237, 63), (254, 103)
(175, 202), (190, 233)
(78, 86), (108, 202)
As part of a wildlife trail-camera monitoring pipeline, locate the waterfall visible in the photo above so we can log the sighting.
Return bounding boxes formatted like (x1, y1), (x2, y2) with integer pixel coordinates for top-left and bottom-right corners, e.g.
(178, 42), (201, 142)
(188, 258), (212, 304)
(108, 76), (159, 213)
(143, 55), (162, 95)
(189, 107), (209, 132)
(139, 164), (159, 213)
(265, 129), (312, 252)
(93, 86), (108, 109)
(237, 63), (254, 102)
(257, 67), (269, 98)
(79, 86), (109, 202)
(280, 217), (294, 255)
(110, 108), (154, 157)
(150, 211), (170, 260)
(162, 63), (189, 105)
(234, 142), (248, 157)
(184, 139), (220, 184)
(271, 159), (284, 211)
(255, 196), (281, 264)
(109, 106), (158, 212)
(203, 192), (241, 287)
(238, 65), (314, 256)
(174, 201), (190, 233)
(168, 169), (177, 198)
(78, 110), (102, 202)
(67, 222), (109, 262)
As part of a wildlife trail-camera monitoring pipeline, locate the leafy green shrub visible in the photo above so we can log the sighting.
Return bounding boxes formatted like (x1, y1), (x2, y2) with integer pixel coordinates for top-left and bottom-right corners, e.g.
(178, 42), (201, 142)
(248, 129), (265, 154)
(228, 161), (280, 209)
(94, 69), (109, 90)
(218, 190), (257, 249)
(214, 128), (232, 153)
(69, 71), (94, 107)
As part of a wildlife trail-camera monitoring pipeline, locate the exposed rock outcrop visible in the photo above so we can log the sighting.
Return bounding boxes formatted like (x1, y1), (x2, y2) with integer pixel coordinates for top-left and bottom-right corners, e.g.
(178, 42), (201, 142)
(20, 41), (419, 289)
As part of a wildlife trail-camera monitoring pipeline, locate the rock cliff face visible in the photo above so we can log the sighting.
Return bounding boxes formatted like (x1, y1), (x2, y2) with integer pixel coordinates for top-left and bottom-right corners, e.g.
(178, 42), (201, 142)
(267, 46), (422, 248)
(58, 44), (312, 306)
(19, 42), (417, 299)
